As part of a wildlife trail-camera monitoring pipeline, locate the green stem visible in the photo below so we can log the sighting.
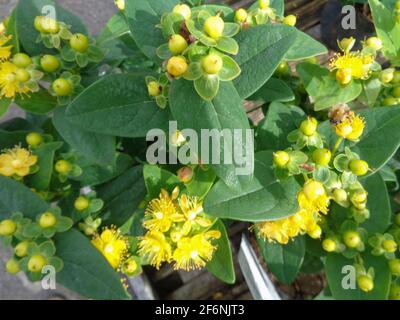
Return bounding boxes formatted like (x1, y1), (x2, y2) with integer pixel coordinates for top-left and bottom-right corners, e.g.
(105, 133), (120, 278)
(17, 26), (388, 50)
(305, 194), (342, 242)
(303, 173), (309, 182)
(332, 137), (344, 156)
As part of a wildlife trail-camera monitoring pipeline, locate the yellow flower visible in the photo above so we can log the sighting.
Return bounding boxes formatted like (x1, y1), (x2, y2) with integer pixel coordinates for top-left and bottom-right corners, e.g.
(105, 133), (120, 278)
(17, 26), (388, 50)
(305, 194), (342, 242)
(91, 227), (129, 269)
(178, 194), (212, 235)
(335, 113), (365, 141)
(114, 0), (125, 10)
(330, 50), (374, 82)
(138, 230), (172, 270)
(298, 180), (330, 215)
(172, 231), (221, 271)
(0, 34), (12, 62)
(0, 61), (30, 99)
(257, 180), (329, 244)
(257, 209), (320, 244)
(0, 146), (37, 177)
(143, 189), (183, 232)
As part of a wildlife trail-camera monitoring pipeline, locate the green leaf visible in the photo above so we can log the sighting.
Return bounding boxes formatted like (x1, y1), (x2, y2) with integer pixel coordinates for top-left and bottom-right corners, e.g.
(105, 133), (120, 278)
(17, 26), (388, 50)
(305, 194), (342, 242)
(192, 5), (234, 20)
(97, 12), (130, 45)
(297, 63), (363, 111)
(53, 107), (116, 166)
(257, 235), (305, 284)
(16, 0), (87, 56)
(0, 99), (11, 118)
(186, 166), (216, 199)
(360, 173), (391, 233)
(206, 220), (235, 284)
(15, 88), (57, 114)
(233, 24), (297, 99)
(194, 74), (220, 101)
(6, 9), (20, 54)
(143, 165), (183, 199)
(219, 55), (241, 81)
(27, 142), (63, 191)
(66, 73), (170, 138)
(169, 80), (253, 190)
(285, 29), (327, 61)
(358, 78), (382, 107)
(0, 130), (29, 149)
(54, 229), (130, 300)
(325, 252), (391, 300)
(368, 0), (400, 62)
(97, 166), (146, 227)
(249, 0), (285, 16)
(204, 151), (301, 222)
(73, 153), (134, 187)
(348, 106), (400, 174)
(125, 0), (178, 61)
(249, 78), (295, 103)
(216, 37), (239, 55)
(256, 103), (305, 151)
(0, 176), (48, 220)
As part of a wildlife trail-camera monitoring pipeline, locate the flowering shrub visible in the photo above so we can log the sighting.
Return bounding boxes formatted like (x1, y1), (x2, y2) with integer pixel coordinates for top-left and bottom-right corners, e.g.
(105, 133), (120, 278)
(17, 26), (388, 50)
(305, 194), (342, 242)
(0, 0), (400, 300)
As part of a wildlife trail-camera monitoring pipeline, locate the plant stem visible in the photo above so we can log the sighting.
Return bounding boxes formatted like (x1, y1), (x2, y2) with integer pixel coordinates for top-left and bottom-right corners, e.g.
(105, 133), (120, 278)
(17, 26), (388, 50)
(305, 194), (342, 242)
(332, 137), (344, 156)
(303, 173), (309, 182)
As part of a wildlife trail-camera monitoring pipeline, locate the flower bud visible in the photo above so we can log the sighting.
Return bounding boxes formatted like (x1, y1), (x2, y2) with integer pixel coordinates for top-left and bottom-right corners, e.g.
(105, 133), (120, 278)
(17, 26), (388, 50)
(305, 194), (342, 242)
(52, 78), (73, 97)
(273, 151), (290, 168)
(357, 275), (374, 292)
(336, 68), (352, 85)
(177, 166), (194, 184)
(26, 132), (43, 147)
(170, 130), (186, 147)
(147, 81), (162, 97)
(380, 68), (395, 84)
(28, 254), (47, 273)
(173, 4), (192, 20)
(39, 212), (57, 229)
(114, 0), (125, 10)
(343, 230), (361, 248)
(392, 70), (400, 84)
(201, 53), (223, 75)
(258, 0), (270, 9)
(70, 33), (89, 53)
(40, 55), (60, 73)
(303, 180), (325, 201)
(6, 259), (20, 274)
(55, 160), (72, 174)
(392, 86), (400, 98)
(322, 238), (337, 252)
(74, 196), (90, 211)
(349, 159), (369, 176)
(235, 9), (248, 23)
(282, 15), (297, 27)
(382, 96), (398, 106)
(15, 241), (30, 258)
(167, 56), (188, 77)
(275, 61), (289, 76)
(351, 190), (368, 205)
(332, 189), (348, 203)
(312, 148), (331, 166)
(395, 213), (400, 226)
(168, 34), (188, 55)
(299, 117), (318, 136)
(204, 15), (225, 39)
(338, 37), (356, 52)
(308, 225), (322, 239)
(382, 239), (398, 253)
(389, 259), (400, 275)
(365, 37), (382, 50)
(0, 219), (17, 236)
(12, 53), (32, 68)
(390, 284), (400, 300)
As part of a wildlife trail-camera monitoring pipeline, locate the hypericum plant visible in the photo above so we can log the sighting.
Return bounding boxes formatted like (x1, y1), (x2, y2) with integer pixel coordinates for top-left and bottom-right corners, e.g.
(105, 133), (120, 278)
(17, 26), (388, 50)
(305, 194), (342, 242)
(1, 0), (400, 301)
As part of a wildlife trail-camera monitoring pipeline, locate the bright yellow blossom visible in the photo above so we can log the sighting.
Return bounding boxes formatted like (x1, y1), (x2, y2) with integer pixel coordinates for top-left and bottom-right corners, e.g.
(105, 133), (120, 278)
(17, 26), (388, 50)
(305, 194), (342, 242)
(91, 227), (129, 269)
(143, 189), (183, 232)
(138, 230), (172, 270)
(178, 194), (212, 235)
(334, 112), (365, 141)
(114, 0), (125, 10)
(173, 231), (221, 271)
(330, 48), (374, 84)
(0, 34), (12, 62)
(298, 180), (330, 215)
(257, 179), (329, 244)
(0, 146), (37, 177)
(0, 62), (30, 99)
